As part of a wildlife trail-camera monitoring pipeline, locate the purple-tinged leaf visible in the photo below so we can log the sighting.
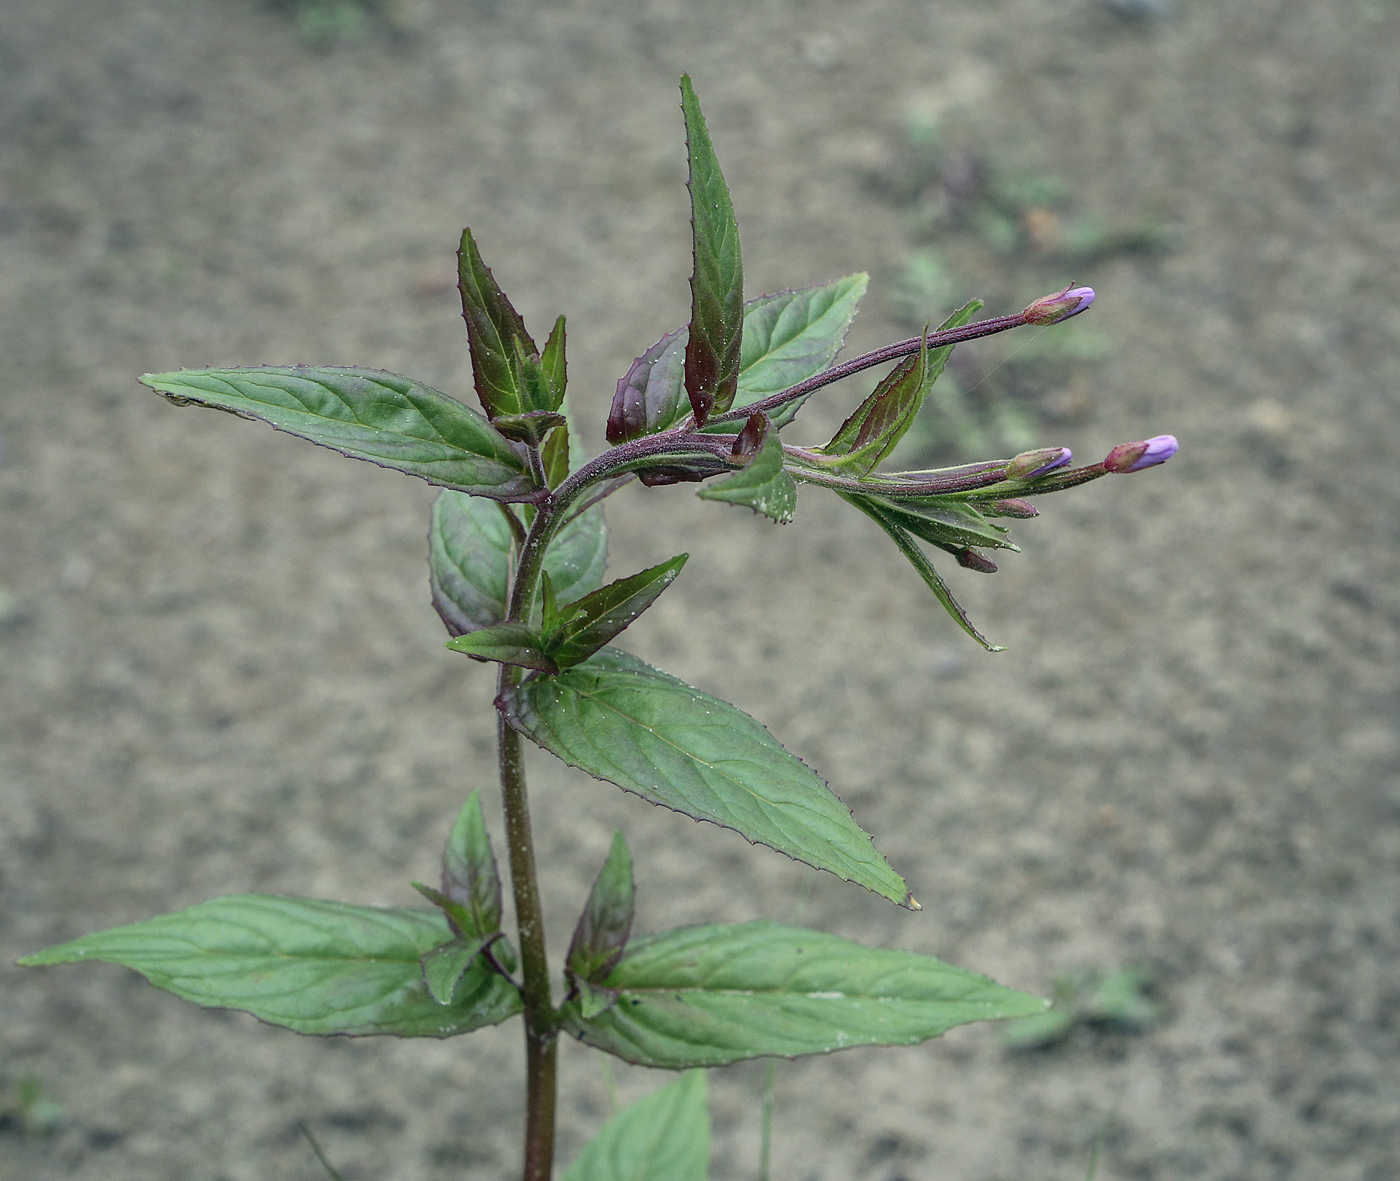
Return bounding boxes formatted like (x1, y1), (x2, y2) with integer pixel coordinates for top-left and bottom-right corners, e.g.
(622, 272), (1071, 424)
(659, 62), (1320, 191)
(458, 228), (561, 418)
(567, 832), (635, 985)
(680, 76), (744, 425)
(421, 934), (494, 1005)
(441, 791), (503, 937)
(607, 328), (689, 444)
(821, 300), (982, 475)
(544, 555), (688, 670)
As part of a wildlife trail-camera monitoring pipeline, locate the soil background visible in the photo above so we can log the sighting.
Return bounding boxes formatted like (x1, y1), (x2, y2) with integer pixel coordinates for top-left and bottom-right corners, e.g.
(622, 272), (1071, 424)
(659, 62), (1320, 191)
(3, 1), (1400, 1179)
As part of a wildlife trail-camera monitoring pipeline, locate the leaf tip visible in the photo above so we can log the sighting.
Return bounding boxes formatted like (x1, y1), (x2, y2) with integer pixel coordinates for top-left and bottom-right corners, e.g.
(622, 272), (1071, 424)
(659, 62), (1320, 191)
(905, 894), (922, 912)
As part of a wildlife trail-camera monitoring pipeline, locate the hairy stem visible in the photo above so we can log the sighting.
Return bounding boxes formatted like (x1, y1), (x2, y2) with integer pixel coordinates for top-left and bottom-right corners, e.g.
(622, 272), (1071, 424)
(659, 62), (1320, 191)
(497, 664), (558, 1181)
(705, 312), (1029, 426)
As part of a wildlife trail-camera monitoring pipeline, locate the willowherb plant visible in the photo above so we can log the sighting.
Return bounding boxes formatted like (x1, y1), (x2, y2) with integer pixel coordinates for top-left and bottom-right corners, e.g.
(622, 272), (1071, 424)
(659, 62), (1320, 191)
(20, 78), (1177, 1180)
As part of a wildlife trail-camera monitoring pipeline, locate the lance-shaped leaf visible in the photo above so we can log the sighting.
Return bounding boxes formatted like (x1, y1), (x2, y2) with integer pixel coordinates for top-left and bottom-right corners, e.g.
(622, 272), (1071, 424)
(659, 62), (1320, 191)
(541, 315), (568, 409)
(821, 300), (983, 475)
(447, 622), (558, 673)
(458, 228), (561, 419)
(567, 832), (636, 985)
(843, 494), (1004, 652)
(19, 895), (522, 1037)
(561, 1071), (709, 1181)
(561, 921), (1047, 1068)
(429, 491), (607, 636)
(848, 494), (1015, 554)
(142, 367), (537, 501)
(442, 790), (503, 936)
(680, 75), (744, 425)
(696, 417), (797, 524)
(544, 555), (688, 670)
(421, 934), (494, 1005)
(730, 274), (868, 428)
(500, 648), (913, 907)
(542, 421), (571, 489)
(607, 328), (690, 445)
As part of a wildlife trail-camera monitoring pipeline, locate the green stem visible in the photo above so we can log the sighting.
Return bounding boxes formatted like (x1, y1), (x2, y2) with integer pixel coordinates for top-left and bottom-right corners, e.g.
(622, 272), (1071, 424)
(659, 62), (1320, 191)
(497, 668), (558, 1181)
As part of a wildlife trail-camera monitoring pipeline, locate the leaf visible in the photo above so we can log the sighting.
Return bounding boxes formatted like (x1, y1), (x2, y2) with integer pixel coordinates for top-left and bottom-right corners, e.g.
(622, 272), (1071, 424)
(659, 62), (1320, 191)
(446, 622), (559, 674)
(696, 425), (797, 524)
(491, 410), (567, 447)
(607, 329), (690, 445)
(428, 491), (607, 637)
(544, 555), (688, 670)
(561, 1071), (709, 1181)
(541, 315), (568, 410)
(842, 494), (1004, 652)
(500, 648), (912, 907)
(19, 895), (522, 1037)
(421, 934), (493, 1005)
(849, 495), (1014, 554)
(141, 367), (536, 501)
(567, 832), (636, 984)
(562, 922), (1047, 1068)
(732, 275), (868, 426)
(680, 75), (744, 425)
(441, 790), (503, 936)
(542, 422), (571, 490)
(821, 300), (982, 475)
(457, 228), (557, 419)
(610, 276), (866, 443)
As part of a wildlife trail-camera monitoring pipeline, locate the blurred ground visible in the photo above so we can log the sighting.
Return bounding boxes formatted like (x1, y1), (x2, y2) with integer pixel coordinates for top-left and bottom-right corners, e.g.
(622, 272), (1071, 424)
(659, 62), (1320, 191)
(2, 1), (1400, 1179)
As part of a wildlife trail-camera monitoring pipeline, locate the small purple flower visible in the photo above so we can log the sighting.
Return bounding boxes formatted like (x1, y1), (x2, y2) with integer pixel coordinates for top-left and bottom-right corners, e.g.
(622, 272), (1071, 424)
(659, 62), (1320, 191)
(1103, 434), (1179, 473)
(1022, 285), (1096, 326)
(1005, 446), (1073, 480)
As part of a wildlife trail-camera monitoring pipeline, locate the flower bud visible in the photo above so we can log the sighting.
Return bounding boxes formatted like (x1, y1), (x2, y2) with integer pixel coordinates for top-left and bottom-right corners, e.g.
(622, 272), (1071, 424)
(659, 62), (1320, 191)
(1103, 434), (1179, 473)
(981, 498), (1039, 519)
(956, 548), (998, 574)
(1005, 446), (1072, 480)
(1022, 284), (1095, 326)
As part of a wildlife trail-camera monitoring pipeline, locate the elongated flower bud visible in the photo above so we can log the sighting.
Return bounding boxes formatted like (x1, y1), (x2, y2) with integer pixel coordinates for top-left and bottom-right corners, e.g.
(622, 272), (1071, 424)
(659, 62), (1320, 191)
(1005, 446), (1073, 480)
(956, 548), (998, 574)
(981, 498), (1040, 519)
(1104, 434), (1179, 473)
(1022, 284), (1095, 326)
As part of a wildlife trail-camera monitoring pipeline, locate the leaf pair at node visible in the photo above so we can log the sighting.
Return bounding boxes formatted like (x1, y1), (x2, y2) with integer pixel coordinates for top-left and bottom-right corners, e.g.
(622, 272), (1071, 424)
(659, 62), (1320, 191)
(411, 790), (516, 1005)
(458, 227), (567, 439)
(444, 555), (687, 675)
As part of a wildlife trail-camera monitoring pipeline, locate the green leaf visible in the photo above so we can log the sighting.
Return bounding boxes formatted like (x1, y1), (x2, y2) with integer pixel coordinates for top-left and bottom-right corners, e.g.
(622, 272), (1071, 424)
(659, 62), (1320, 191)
(821, 300), (982, 475)
(441, 790), (503, 936)
(428, 491), (607, 637)
(500, 648), (912, 907)
(563, 922), (1047, 1068)
(609, 276), (866, 443)
(446, 622), (559, 673)
(842, 494), (1004, 652)
(457, 228), (557, 418)
(732, 275), (868, 426)
(577, 979), (620, 1021)
(421, 934), (493, 1005)
(141, 367), (536, 501)
(545, 556), (688, 670)
(561, 1071), (709, 1181)
(491, 410), (567, 447)
(568, 832), (636, 985)
(680, 75), (744, 425)
(19, 895), (522, 1037)
(542, 422), (571, 490)
(606, 329), (690, 445)
(849, 495), (1014, 554)
(541, 315), (568, 409)
(696, 427), (797, 524)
